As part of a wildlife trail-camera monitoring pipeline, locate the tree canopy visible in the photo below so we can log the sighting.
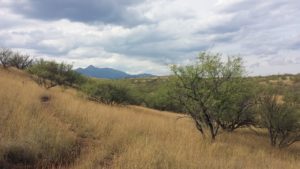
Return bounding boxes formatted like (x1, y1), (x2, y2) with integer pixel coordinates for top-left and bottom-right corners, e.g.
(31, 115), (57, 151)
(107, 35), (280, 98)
(171, 52), (256, 139)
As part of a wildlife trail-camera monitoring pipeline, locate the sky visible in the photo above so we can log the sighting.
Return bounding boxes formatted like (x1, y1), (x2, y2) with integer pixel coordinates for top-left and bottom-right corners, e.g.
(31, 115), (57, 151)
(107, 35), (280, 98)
(0, 0), (300, 75)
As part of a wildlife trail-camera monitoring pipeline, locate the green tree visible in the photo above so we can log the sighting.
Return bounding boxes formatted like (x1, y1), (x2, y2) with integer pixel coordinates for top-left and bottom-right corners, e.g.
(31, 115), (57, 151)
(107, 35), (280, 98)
(28, 59), (84, 89)
(215, 78), (257, 131)
(171, 52), (256, 140)
(258, 91), (300, 148)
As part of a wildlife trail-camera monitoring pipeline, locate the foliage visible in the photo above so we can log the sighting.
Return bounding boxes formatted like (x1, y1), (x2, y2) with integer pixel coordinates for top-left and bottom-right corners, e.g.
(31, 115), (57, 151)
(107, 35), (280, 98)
(81, 80), (135, 105)
(28, 59), (85, 89)
(258, 91), (300, 148)
(124, 78), (183, 112)
(8, 52), (33, 69)
(293, 75), (300, 83)
(0, 48), (13, 68)
(143, 81), (183, 112)
(0, 48), (33, 69)
(171, 52), (256, 139)
(216, 79), (257, 131)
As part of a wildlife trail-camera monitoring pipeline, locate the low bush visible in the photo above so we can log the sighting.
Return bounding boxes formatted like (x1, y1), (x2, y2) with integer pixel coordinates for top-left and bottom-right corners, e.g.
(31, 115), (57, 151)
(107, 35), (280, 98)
(0, 48), (12, 68)
(28, 59), (85, 89)
(258, 91), (300, 148)
(81, 81), (135, 105)
(9, 52), (33, 69)
(143, 83), (183, 112)
(0, 48), (33, 69)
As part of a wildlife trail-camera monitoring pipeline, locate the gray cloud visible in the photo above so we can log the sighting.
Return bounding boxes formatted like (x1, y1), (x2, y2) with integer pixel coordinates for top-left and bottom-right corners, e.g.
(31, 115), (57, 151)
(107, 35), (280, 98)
(9, 0), (147, 26)
(209, 1), (300, 54)
(1, 0), (300, 75)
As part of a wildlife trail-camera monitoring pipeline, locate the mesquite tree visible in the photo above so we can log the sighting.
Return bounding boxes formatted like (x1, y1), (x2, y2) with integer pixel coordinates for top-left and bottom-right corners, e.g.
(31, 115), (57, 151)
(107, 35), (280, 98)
(28, 59), (84, 89)
(0, 48), (33, 69)
(9, 52), (33, 69)
(171, 52), (256, 140)
(259, 92), (300, 148)
(0, 48), (13, 68)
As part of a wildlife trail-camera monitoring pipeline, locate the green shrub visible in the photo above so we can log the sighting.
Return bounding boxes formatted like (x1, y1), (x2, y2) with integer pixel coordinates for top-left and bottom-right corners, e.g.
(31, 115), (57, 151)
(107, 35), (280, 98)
(144, 82), (183, 112)
(294, 75), (300, 83)
(81, 81), (134, 105)
(258, 92), (300, 148)
(28, 59), (85, 89)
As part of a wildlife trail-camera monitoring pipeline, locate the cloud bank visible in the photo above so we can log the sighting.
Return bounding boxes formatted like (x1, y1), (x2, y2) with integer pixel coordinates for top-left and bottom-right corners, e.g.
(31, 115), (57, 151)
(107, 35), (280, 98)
(0, 0), (299, 75)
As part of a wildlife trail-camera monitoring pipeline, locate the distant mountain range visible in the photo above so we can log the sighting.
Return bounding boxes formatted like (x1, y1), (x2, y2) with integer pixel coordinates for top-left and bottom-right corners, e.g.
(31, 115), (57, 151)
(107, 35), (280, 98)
(75, 65), (155, 79)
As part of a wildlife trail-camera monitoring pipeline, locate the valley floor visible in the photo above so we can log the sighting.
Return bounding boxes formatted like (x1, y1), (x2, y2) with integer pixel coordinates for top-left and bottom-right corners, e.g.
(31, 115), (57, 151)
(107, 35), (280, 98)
(0, 68), (299, 169)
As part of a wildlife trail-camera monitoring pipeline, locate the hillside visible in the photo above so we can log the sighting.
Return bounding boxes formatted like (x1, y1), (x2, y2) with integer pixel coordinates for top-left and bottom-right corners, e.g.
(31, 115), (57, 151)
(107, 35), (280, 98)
(0, 68), (300, 169)
(75, 65), (155, 79)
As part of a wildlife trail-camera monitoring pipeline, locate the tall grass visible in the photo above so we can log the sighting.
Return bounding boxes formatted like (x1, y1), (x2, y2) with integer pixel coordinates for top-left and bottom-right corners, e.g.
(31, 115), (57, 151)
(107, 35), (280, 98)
(0, 69), (78, 168)
(0, 68), (299, 169)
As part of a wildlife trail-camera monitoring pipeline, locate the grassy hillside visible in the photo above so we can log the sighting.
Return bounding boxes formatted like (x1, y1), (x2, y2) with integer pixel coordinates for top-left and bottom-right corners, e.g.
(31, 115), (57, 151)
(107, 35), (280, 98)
(0, 68), (299, 169)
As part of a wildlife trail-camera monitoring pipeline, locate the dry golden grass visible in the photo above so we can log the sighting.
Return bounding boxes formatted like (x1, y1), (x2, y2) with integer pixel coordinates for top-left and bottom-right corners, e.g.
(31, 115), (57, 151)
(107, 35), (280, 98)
(0, 68), (299, 169)
(268, 78), (294, 85)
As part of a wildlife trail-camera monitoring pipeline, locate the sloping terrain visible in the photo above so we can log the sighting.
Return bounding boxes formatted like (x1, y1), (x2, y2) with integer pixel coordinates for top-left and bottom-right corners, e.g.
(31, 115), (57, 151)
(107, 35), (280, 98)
(0, 68), (299, 169)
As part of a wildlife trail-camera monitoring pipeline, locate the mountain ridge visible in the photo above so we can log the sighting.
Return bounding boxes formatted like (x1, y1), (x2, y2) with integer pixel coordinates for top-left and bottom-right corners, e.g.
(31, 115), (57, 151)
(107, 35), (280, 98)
(75, 65), (155, 79)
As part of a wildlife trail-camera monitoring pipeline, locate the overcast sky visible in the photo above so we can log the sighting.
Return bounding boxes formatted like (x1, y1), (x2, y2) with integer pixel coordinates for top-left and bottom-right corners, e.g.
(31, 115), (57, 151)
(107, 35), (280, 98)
(0, 0), (300, 75)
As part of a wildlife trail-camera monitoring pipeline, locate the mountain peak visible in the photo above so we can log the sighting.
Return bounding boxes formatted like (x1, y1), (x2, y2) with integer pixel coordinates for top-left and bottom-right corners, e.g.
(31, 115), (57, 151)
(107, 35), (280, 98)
(75, 65), (155, 79)
(86, 65), (96, 69)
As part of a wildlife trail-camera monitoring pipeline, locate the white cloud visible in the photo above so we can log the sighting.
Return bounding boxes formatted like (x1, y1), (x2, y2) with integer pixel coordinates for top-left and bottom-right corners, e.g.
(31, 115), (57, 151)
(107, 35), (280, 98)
(0, 0), (300, 75)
